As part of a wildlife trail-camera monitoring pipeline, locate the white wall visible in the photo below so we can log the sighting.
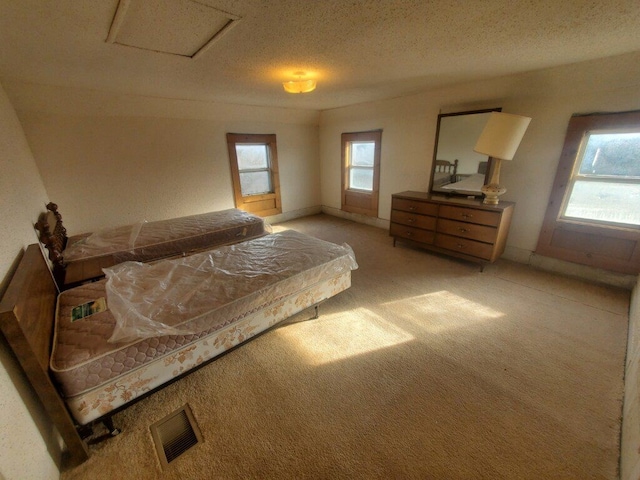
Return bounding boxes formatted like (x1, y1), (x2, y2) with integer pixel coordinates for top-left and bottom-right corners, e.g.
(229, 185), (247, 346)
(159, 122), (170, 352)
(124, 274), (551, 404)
(4, 83), (320, 234)
(622, 277), (640, 480)
(0, 82), (59, 479)
(319, 51), (640, 267)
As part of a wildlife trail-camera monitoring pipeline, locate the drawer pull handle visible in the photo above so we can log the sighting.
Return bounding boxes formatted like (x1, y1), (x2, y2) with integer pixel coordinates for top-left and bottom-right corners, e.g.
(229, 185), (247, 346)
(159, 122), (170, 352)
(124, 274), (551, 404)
(461, 213), (473, 219)
(406, 232), (413, 236)
(407, 218), (415, 223)
(456, 243), (465, 249)
(458, 228), (468, 233)
(408, 206), (416, 211)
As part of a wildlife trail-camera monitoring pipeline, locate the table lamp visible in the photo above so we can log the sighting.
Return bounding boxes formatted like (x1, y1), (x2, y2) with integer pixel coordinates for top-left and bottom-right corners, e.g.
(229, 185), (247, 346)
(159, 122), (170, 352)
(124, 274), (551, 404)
(474, 112), (531, 204)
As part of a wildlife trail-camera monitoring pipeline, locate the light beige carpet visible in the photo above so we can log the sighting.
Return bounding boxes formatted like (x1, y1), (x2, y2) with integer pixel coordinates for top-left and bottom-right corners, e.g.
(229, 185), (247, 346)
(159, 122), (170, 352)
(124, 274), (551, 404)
(61, 214), (630, 479)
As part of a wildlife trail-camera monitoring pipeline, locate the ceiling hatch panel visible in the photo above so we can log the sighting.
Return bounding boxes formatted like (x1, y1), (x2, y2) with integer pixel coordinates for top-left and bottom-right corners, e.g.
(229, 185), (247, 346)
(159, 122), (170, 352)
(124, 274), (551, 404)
(107, 0), (240, 58)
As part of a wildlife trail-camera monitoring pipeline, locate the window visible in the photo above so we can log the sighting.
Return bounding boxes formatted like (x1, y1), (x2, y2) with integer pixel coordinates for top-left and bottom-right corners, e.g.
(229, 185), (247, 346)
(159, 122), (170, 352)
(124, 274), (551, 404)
(226, 133), (282, 216)
(341, 130), (382, 217)
(561, 129), (640, 227)
(536, 111), (640, 274)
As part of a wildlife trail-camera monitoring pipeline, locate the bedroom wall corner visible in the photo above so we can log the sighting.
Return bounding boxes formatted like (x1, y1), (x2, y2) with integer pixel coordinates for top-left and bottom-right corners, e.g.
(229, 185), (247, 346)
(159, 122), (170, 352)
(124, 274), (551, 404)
(0, 81), (60, 480)
(621, 276), (640, 480)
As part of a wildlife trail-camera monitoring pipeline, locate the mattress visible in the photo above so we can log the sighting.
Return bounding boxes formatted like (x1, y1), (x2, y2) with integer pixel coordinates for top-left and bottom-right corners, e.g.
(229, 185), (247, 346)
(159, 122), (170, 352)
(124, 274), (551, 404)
(432, 171), (452, 187)
(66, 272), (351, 425)
(51, 230), (357, 424)
(63, 208), (267, 265)
(440, 173), (485, 193)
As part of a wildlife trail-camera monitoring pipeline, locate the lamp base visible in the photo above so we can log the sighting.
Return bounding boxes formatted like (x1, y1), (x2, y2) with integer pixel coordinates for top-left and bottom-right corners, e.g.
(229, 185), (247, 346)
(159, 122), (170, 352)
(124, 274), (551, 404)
(481, 183), (507, 205)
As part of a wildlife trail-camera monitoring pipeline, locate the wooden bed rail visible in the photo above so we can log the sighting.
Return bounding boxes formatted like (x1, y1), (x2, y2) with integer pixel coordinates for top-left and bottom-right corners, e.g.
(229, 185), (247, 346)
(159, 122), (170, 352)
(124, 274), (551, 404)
(0, 244), (88, 467)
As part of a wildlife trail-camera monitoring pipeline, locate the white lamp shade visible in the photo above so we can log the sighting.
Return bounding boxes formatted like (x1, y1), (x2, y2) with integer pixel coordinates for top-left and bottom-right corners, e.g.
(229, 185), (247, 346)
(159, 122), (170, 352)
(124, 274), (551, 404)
(474, 112), (531, 160)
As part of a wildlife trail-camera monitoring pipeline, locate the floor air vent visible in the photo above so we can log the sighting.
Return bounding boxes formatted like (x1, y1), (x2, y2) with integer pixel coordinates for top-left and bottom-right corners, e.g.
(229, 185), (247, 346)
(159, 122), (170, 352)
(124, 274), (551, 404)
(150, 404), (202, 467)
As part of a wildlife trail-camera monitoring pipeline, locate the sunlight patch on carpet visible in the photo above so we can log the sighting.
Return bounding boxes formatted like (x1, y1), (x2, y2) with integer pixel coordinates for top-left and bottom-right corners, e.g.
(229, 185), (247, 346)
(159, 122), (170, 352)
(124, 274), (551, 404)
(381, 290), (504, 332)
(276, 308), (414, 365)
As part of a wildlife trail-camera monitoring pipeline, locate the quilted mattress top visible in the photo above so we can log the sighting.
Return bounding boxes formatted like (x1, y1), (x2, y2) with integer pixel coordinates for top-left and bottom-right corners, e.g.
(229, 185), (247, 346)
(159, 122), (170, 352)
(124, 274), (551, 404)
(63, 208), (265, 262)
(50, 230), (357, 397)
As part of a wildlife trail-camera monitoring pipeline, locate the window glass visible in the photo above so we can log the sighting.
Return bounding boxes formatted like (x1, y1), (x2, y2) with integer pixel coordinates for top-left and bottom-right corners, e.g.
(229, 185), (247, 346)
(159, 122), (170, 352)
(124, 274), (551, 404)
(565, 181), (640, 226)
(562, 129), (640, 227)
(349, 168), (374, 191)
(350, 142), (375, 167)
(239, 171), (271, 196)
(236, 144), (269, 170)
(577, 132), (640, 176)
(234, 143), (273, 196)
(347, 141), (375, 191)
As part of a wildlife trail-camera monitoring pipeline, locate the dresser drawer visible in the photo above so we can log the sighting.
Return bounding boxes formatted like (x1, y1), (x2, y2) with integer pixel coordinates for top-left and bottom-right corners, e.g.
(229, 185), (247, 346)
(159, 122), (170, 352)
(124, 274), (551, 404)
(390, 223), (435, 244)
(434, 234), (494, 260)
(437, 218), (497, 244)
(439, 205), (501, 227)
(390, 192), (514, 265)
(392, 197), (439, 216)
(391, 210), (436, 230)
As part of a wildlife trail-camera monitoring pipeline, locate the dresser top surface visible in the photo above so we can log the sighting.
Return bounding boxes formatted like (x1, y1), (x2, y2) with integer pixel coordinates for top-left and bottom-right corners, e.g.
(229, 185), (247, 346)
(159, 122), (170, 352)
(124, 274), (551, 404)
(392, 191), (515, 211)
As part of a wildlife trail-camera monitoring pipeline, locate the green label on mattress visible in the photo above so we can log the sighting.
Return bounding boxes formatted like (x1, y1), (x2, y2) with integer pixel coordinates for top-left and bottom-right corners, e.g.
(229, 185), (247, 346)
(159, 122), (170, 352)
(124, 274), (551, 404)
(71, 297), (107, 322)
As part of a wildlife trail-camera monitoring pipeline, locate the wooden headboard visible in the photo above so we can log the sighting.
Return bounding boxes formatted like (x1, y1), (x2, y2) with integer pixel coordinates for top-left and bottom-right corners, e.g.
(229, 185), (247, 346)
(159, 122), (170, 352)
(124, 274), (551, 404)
(0, 244), (88, 466)
(435, 159), (458, 176)
(34, 202), (68, 286)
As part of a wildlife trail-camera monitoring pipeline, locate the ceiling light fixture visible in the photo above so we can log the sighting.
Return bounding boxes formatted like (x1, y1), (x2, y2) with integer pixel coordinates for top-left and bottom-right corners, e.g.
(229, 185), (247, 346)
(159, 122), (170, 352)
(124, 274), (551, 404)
(283, 72), (316, 93)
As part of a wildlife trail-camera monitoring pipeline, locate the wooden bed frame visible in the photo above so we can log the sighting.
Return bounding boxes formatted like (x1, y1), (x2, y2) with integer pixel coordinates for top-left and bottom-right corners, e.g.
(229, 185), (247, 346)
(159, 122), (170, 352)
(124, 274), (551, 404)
(0, 244), (89, 467)
(435, 159), (458, 176)
(0, 242), (344, 469)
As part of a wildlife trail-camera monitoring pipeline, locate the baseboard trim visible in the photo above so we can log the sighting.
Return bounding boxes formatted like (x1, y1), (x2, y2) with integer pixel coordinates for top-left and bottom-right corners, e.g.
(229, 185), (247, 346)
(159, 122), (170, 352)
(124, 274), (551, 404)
(265, 206), (322, 227)
(320, 206), (390, 230)
(502, 246), (637, 289)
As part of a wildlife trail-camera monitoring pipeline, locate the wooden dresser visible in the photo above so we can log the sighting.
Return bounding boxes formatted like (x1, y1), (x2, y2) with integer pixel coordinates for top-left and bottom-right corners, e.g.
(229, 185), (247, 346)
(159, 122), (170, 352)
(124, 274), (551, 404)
(390, 191), (514, 264)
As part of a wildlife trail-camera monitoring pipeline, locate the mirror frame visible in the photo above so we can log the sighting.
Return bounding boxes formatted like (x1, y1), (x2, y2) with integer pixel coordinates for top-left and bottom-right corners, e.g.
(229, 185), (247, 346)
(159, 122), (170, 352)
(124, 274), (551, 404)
(429, 107), (502, 198)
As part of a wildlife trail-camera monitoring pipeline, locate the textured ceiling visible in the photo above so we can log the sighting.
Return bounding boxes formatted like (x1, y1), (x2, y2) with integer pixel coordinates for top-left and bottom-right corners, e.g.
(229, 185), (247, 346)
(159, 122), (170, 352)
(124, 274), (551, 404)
(1, 0), (640, 111)
(107, 0), (239, 58)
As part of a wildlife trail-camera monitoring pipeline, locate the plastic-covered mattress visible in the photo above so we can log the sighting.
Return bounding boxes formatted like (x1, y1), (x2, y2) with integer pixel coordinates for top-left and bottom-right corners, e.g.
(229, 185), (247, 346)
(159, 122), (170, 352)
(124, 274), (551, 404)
(51, 230), (357, 423)
(63, 208), (267, 267)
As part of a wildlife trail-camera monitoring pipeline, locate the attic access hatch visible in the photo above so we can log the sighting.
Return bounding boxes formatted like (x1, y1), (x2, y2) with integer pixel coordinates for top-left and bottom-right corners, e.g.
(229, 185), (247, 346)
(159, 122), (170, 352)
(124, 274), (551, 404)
(106, 0), (240, 59)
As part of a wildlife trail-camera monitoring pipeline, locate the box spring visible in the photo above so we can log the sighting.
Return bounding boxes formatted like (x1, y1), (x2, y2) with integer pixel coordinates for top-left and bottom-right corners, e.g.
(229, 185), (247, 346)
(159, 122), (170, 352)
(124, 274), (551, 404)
(51, 231), (356, 424)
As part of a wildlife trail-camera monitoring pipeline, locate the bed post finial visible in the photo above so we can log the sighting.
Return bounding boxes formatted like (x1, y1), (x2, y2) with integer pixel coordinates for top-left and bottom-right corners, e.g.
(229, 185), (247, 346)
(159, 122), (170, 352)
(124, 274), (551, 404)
(46, 202), (67, 238)
(35, 206), (67, 287)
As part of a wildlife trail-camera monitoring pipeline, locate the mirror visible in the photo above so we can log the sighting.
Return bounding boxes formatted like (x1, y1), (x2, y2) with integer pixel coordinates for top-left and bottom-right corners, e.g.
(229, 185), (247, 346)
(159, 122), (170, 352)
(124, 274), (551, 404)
(429, 108), (501, 197)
